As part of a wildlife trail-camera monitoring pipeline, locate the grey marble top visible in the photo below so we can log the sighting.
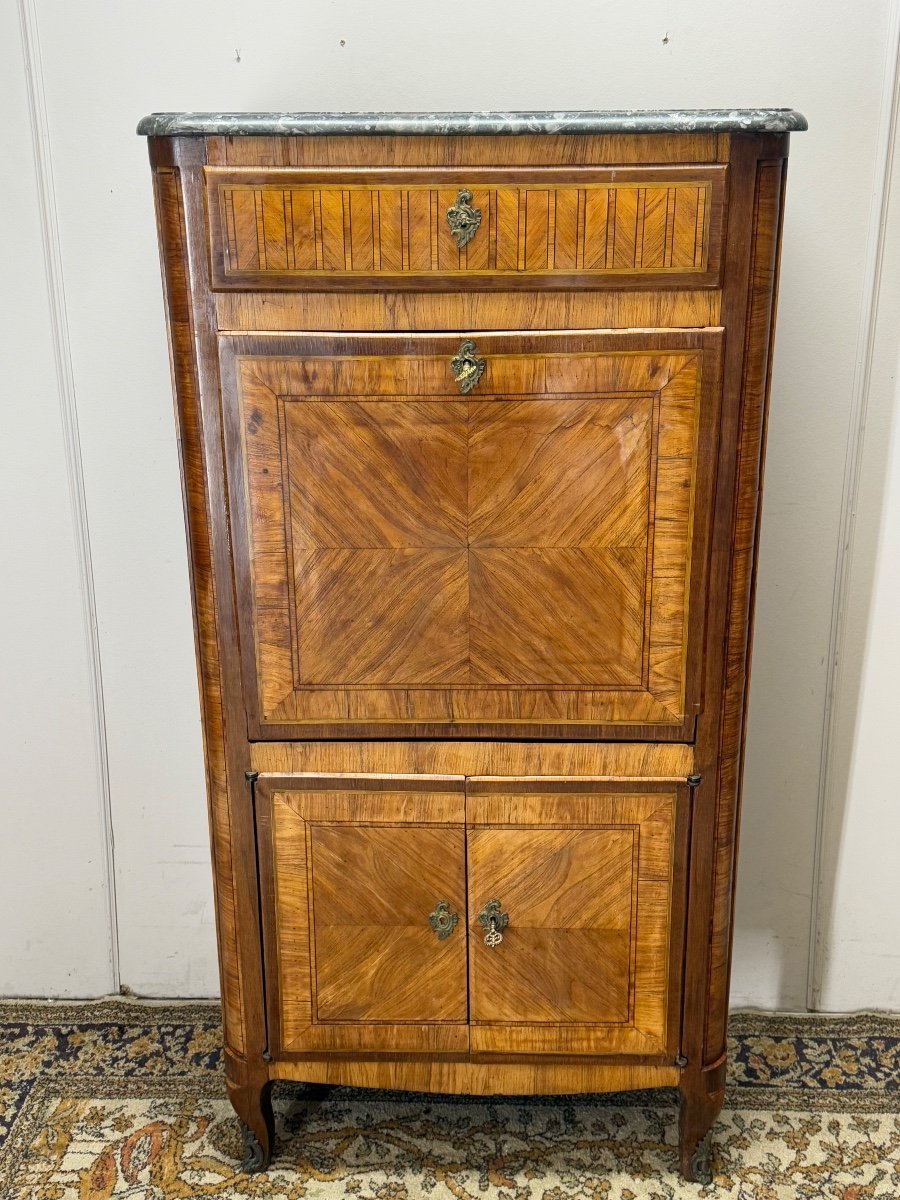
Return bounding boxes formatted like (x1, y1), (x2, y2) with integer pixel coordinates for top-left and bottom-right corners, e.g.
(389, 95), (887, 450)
(137, 109), (807, 137)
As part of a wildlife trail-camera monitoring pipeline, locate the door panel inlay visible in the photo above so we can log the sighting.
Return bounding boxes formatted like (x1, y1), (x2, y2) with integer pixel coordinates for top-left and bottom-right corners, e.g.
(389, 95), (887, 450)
(466, 780), (688, 1057)
(256, 776), (469, 1054)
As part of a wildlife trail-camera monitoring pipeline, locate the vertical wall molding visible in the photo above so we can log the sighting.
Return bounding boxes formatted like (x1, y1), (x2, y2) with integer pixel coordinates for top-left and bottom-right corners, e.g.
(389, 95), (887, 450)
(16, 0), (119, 989)
(807, 0), (900, 1010)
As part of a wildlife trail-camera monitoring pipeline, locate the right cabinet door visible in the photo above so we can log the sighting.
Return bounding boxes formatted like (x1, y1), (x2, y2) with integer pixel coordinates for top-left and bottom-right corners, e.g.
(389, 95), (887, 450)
(466, 779), (689, 1058)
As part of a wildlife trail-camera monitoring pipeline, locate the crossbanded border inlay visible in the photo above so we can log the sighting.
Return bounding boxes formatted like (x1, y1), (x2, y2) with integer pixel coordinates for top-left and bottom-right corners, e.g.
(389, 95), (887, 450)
(209, 172), (721, 283)
(224, 338), (720, 731)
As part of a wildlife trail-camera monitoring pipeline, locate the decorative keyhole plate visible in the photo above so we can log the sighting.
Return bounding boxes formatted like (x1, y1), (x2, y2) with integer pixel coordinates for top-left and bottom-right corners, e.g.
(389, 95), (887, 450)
(450, 340), (486, 394)
(428, 900), (459, 940)
(477, 899), (509, 947)
(446, 189), (482, 248)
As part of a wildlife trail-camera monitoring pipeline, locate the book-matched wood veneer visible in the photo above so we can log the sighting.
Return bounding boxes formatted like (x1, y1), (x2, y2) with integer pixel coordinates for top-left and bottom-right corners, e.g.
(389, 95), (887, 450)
(256, 775), (686, 1062)
(224, 332), (721, 739)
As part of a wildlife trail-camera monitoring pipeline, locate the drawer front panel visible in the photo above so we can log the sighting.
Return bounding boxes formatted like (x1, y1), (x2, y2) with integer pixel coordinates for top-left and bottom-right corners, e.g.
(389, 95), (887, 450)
(466, 779), (688, 1058)
(222, 331), (721, 740)
(206, 166), (726, 290)
(256, 775), (469, 1056)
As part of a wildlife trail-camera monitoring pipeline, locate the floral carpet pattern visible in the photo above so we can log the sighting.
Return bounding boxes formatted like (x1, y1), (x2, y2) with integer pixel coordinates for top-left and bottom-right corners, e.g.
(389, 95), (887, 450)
(0, 1002), (899, 1198)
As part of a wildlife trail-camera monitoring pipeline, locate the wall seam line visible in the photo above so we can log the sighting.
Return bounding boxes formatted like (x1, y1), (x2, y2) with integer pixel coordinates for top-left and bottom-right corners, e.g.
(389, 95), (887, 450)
(807, 0), (900, 1011)
(17, 0), (120, 993)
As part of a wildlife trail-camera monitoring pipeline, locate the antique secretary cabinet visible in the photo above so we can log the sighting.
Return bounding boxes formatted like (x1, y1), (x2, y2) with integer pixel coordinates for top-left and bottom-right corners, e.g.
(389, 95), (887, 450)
(139, 109), (806, 1182)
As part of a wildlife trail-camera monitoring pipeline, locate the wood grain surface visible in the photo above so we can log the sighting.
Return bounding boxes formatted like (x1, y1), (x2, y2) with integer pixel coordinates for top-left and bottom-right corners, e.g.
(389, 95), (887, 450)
(214, 289), (722, 332)
(703, 154), (788, 1065)
(145, 126), (793, 1179)
(257, 777), (469, 1055)
(467, 783), (686, 1057)
(674, 134), (789, 1179)
(151, 162), (252, 1059)
(223, 331), (721, 739)
(248, 740), (695, 779)
(268, 1058), (680, 1092)
(206, 166), (725, 290)
(258, 774), (687, 1061)
(217, 132), (721, 168)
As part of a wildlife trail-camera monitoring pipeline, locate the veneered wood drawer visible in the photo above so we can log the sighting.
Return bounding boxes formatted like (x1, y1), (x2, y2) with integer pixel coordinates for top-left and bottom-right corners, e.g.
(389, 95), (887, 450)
(206, 165), (726, 291)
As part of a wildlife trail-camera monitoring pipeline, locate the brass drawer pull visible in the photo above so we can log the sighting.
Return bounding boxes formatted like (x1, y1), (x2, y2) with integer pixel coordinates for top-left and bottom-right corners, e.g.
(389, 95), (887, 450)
(450, 340), (485, 394)
(446, 189), (482, 247)
(428, 900), (459, 940)
(477, 899), (509, 947)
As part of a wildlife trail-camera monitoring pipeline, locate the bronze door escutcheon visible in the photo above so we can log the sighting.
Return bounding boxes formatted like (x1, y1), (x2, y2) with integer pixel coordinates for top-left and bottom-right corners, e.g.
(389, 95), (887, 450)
(477, 899), (509, 947)
(428, 900), (459, 940)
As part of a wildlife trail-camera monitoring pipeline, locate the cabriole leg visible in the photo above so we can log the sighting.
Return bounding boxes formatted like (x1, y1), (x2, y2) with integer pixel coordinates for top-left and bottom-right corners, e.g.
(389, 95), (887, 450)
(226, 1075), (275, 1173)
(678, 1068), (724, 1183)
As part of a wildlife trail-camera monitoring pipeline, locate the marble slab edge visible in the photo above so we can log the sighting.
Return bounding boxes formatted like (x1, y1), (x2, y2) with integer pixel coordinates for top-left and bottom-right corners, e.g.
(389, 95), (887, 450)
(137, 109), (808, 137)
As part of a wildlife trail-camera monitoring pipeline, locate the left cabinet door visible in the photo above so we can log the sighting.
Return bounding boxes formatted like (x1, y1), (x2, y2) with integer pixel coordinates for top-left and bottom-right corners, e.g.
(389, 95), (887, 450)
(255, 774), (469, 1057)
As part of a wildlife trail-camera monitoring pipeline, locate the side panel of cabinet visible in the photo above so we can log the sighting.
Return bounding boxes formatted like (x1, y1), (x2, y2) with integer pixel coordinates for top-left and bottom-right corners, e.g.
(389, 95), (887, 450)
(466, 779), (689, 1058)
(256, 775), (469, 1056)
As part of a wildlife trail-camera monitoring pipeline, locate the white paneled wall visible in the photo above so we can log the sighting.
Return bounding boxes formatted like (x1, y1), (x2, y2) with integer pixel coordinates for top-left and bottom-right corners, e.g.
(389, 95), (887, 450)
(3, 0), (899, 1007)
(1, 1), (114, 995)
(814, 57), (900, 1010)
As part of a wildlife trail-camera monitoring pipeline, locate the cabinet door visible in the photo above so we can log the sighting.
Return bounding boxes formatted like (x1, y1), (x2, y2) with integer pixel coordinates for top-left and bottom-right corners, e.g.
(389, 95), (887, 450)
(466, 779), (688, 1058)
(222, 330), (722, 741)
(255, 775), (468, 1056)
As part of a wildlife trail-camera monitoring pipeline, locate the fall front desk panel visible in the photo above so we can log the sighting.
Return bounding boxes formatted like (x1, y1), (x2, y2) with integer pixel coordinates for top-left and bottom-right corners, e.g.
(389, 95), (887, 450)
(223, 330), (722, 741)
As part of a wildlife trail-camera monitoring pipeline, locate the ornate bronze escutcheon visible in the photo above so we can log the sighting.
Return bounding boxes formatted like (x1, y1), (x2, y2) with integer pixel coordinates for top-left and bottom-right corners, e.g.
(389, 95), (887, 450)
(446, 188), (482, 247)
(477, 899), (509, 948)
(450, 339), (486, 394)
(428, 900), (459, 940)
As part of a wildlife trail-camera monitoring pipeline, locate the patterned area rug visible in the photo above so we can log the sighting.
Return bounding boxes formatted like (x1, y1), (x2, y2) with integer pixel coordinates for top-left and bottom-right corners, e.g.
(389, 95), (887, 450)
(0, 1002), (898, 1198)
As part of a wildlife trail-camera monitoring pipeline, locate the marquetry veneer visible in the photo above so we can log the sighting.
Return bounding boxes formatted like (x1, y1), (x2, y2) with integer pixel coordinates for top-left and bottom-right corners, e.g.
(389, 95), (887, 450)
(207, 166), (725, 288)
(142, 111), (803, 1182)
